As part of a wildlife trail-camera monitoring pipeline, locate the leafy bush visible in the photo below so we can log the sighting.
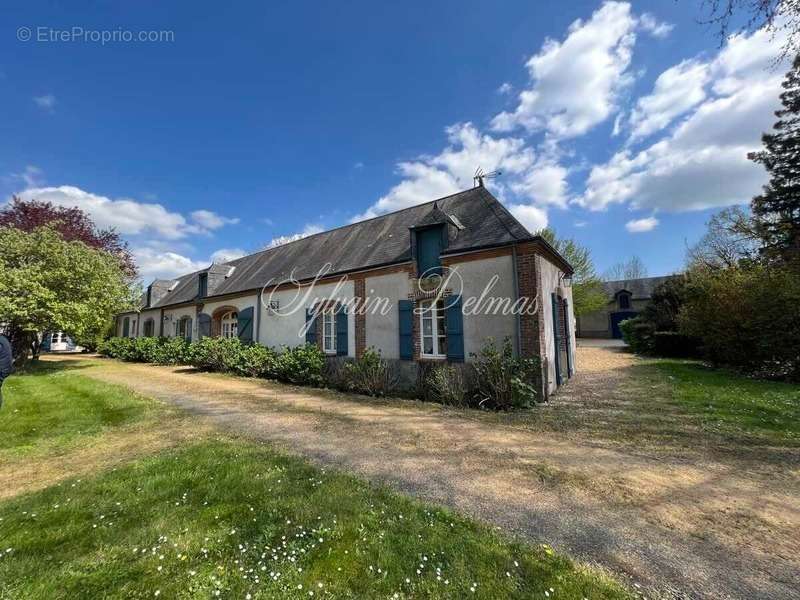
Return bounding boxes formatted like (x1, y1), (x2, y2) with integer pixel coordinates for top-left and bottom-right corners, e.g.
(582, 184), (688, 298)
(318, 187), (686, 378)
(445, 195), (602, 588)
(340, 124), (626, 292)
(98, 337), (134, 359)
(619, 317), (655, 354)
(189, 337), (240, 372)
(679, 264), (800, 380)
(652, 331), (700, 358)
(341, 348), (397, 396)
(238, 343), (278, 378)
(422, 364), (466, 406)
(274, 344), (325, 386)
(470, 338), (540, 410)
(150, 337), (192, 365)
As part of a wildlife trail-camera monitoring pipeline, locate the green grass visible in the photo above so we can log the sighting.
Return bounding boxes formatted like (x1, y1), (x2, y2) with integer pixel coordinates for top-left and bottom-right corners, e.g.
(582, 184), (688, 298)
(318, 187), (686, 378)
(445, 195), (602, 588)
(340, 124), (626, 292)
(653, 360), (800, 445)
(0, 363), (629, 599)
(0, 361), (164, 458)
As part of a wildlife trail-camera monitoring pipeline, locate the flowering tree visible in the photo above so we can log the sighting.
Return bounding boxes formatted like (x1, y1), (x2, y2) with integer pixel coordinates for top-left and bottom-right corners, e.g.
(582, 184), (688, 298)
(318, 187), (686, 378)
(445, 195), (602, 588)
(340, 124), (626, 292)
(0, 196), (137, 278)
(0, 226), (135, 361)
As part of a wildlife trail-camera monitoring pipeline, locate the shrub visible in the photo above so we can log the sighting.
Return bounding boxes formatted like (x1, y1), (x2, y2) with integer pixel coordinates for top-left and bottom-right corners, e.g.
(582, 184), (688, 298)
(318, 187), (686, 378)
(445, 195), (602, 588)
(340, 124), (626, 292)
(274, 344), (325, 386)
(679, 264), (800, 380)
(98, 337), (133, 359)
(422, 364), (466, 406)
(189, 337), (240, 372)
(652, 331), (700, 358)
(342, 348), (397, 396)
(150, 337), (192, 365)
(238, 343), (279, 378)
(619, 317), (655, 354)
(470, 338), (540, 410)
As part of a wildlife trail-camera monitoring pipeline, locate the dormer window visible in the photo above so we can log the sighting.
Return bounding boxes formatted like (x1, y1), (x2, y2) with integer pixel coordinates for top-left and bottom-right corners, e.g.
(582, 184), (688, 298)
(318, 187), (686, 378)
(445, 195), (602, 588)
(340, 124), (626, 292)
(618, 291), (631, 310)
(198, 273), (208, 298)
(146, 285), (153, 307)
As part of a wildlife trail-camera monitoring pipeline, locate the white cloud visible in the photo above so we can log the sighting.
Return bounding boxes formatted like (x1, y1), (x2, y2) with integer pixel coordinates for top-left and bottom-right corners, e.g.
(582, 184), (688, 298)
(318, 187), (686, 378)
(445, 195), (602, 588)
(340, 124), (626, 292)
(639, 13), (673, 38)
(491, 1), (639, 138)
(6, 165), (45, 187)
(266, 223), (323, 248)
(625, 216), (658, 232)
(352, 122), (535, 221)
(497, 82), (513, 95)
(627, 59), (709, 141)
(508, 203), (548, 233)
(510, 159), (569, 207)
(33, 94), (56, 112)
(190, 209), (239, 230)
(210, 247), (247, 263)
(14, 185), (240, 239)
(579, 26), (788, 213)
(574, 220), (588, 228)
(133, 247), (208, 281)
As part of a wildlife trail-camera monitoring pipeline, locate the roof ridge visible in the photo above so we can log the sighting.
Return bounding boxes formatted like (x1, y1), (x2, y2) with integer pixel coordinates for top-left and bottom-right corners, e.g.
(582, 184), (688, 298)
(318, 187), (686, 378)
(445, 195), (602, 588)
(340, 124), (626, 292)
(220, 187), (480, 264)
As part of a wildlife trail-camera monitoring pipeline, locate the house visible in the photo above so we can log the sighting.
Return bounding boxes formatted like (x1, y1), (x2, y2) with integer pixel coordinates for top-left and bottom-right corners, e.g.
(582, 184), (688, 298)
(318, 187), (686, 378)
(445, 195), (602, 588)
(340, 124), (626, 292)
(115, 187), (576, 397)
(40, 331), (82, 352)
(576, 275), (678, 339)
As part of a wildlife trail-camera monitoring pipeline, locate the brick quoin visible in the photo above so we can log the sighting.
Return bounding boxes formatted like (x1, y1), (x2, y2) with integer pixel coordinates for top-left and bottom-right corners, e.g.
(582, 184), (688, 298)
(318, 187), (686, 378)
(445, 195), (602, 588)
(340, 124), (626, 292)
(353, 277), (366, 358)
(515, 242), (541, 360)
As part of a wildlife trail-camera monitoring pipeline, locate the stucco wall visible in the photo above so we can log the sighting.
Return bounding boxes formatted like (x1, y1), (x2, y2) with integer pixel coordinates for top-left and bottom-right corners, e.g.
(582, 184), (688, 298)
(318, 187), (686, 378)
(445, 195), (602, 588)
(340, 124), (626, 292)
(364, 270), (408, 359)
(537, 255), (576, 396)
(259, 280), (355, 356)
(137, 309), (161, 337)
(448, 254), (518, 359)
(162, 305), (198, 338)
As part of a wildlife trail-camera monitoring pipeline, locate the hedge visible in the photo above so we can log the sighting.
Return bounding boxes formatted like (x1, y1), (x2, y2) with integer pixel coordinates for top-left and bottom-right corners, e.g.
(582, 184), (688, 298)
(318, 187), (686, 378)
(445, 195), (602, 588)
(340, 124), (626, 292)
(98, 336), (543, 409)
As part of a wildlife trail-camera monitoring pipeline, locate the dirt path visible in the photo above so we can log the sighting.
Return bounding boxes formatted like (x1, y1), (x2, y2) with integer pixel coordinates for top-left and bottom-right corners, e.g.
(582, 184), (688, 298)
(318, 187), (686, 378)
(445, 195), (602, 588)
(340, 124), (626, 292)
(47, 351), (800, 600)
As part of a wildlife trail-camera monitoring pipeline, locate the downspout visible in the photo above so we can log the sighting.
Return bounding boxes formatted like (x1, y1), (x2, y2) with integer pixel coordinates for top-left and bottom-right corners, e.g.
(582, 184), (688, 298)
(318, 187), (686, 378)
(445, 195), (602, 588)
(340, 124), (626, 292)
(255, 287), (262, 345)
(511, 245), (521, 356)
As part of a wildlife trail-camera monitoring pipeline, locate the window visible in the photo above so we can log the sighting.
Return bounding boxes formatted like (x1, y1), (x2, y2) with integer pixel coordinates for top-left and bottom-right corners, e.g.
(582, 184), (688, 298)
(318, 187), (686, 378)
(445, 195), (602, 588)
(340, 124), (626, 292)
(419, 299), (447, 358)
(177, 316), (192, 340)
(198, 273), (208, 298)
(618, 292), (631, 310)
(143, 319), (155, 337)
(221, 311), (238, 339)
(322, 309), (336, 354)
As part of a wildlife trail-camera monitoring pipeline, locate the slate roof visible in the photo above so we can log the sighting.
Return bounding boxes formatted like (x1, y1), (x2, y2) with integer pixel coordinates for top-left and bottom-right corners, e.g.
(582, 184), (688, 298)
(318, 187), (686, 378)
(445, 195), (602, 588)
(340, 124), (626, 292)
(140, 187), (569, 310)
(602, 275), (680, 300)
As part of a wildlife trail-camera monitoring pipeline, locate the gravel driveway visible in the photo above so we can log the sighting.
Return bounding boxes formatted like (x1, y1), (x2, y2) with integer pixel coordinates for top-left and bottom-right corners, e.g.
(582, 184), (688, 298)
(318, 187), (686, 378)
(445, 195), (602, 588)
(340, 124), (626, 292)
(48, 350), (800, 600)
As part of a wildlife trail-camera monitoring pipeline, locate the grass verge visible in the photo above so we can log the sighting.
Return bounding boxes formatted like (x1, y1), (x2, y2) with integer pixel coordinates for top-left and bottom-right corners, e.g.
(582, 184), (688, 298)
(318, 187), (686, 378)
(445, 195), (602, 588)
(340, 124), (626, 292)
(0, 362), (630, 599)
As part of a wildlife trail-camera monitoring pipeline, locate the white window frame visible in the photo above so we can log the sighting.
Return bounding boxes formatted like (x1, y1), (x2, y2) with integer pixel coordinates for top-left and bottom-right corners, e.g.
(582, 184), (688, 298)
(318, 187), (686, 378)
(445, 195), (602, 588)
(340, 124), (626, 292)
(322, 309), (336, 355)
(419, 299), (447, 359)
(221, 311), (238, 339)
(177, 317), (191, 340)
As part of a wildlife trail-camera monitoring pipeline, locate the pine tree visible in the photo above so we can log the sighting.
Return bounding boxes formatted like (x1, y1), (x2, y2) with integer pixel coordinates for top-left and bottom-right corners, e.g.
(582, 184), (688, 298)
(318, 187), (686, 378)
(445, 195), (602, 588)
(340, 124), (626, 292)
(748, 54), (800, 265)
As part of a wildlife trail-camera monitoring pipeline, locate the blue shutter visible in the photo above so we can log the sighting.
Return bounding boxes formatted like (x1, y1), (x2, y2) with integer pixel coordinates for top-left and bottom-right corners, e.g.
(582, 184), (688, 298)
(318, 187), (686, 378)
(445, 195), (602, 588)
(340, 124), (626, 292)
(198, 313), (211, 339)
(445, 295), (464, 362)
(336, 305), (348, 356)
(122, 317), (130, 337)
(416, 227), (443, 276)
(399, 300), (413, 360)
(305, 308), (317, 346)
(551, 293), (562, 386)
(185, 317), (193, 342)
(238, 307), (254, 343)
(563, 299), (572, 377)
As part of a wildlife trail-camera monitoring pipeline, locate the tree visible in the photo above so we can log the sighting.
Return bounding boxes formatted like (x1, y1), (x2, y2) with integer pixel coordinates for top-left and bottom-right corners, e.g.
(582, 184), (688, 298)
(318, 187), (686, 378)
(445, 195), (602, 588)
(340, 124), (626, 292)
(0, 226), (135, 362)
(698, 0), (800, 59)
(538, 228), (607, 316)
(686, 207), (761, 269)
(748, 53), (800, 264)
(0, 196), (137, 278)
(604, 256), (648, 281)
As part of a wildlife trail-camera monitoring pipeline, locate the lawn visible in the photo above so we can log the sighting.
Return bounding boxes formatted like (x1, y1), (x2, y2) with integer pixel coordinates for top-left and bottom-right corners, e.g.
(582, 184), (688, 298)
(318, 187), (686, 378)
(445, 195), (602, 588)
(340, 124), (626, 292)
(653, 360), (800, 445)
(0, 363), (629, 599)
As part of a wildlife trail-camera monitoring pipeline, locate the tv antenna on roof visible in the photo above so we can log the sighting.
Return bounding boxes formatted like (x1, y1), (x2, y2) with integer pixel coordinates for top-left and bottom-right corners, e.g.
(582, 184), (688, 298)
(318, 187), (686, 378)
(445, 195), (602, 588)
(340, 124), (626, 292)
(473, 167), (501, 188)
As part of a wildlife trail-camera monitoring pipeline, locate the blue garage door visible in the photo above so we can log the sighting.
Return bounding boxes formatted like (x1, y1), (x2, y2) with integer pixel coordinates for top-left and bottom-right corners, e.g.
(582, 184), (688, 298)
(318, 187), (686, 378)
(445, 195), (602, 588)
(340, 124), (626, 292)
(610, 311), (638, 339)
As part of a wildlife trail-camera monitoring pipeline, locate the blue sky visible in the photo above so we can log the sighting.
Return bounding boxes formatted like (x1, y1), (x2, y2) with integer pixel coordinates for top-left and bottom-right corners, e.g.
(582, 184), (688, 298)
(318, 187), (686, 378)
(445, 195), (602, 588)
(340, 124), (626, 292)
(1, 1), (788, 281)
